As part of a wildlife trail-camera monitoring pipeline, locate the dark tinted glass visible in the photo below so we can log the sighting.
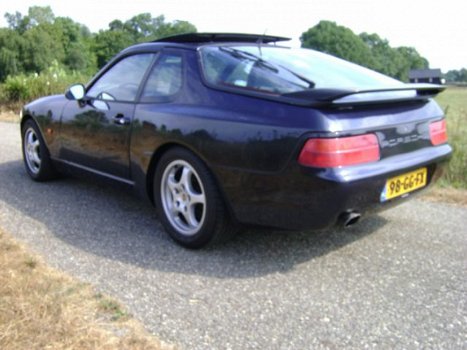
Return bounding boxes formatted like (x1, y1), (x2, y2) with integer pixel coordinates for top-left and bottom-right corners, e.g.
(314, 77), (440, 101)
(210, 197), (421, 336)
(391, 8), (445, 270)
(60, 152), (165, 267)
(200, 45), (404, 94)
(141, 53), (183, 102)
(88, 54), (155, 101)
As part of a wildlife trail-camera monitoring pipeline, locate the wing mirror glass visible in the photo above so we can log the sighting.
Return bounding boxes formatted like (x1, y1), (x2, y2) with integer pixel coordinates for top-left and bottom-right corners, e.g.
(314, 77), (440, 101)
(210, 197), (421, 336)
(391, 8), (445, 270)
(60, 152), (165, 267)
(65, 84), (85, 100)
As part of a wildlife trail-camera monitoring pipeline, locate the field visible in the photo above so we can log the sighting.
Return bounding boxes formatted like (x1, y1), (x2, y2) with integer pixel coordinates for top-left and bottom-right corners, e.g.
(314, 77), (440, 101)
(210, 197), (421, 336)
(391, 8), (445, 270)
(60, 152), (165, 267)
(435, 87), (467, 188)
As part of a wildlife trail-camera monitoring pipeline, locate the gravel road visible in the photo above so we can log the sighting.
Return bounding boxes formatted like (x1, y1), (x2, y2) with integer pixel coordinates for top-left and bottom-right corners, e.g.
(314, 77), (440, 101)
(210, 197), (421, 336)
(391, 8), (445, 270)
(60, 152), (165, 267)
(1, 121), (466, 349)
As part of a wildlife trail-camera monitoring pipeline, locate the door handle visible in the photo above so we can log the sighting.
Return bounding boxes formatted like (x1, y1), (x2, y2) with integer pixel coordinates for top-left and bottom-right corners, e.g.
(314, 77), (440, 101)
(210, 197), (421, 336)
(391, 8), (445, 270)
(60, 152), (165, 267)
(113, 114), (131, 126)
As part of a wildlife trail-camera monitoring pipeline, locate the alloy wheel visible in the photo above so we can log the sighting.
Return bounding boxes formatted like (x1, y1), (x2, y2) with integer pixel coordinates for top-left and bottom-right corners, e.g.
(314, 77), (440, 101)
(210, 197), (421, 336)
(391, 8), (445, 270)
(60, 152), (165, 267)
(160, 160), (207, 236)
(24, 127), (41, 175)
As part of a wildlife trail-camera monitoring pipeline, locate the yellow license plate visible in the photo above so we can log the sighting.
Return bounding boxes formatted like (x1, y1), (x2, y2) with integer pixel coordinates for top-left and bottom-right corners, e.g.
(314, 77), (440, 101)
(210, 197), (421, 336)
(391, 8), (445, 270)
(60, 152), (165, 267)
(381, 168), (427, 201)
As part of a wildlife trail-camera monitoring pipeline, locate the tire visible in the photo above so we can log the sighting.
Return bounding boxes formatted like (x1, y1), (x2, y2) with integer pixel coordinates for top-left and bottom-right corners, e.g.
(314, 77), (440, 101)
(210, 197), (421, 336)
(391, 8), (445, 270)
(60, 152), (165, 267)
(21, 119), (58, 181)
(154, 147), (235, 248)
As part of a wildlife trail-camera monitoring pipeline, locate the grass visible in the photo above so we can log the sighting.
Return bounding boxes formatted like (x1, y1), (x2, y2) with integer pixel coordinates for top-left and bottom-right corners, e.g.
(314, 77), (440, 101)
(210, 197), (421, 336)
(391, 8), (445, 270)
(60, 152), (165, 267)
(435, 87), (467, 189)
(0, 229), (175, 350)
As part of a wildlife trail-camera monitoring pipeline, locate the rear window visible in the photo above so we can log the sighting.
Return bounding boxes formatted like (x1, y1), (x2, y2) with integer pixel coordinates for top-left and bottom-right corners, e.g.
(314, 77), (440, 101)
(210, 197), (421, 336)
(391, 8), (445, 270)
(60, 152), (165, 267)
(199, 45), (404, 95)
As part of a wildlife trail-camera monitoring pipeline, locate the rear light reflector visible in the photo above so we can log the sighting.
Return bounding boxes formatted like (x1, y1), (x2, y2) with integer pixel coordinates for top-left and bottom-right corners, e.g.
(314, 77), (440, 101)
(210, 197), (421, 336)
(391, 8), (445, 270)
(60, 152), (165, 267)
(429, 119), (448, 146)
(298, 134), (380, 168)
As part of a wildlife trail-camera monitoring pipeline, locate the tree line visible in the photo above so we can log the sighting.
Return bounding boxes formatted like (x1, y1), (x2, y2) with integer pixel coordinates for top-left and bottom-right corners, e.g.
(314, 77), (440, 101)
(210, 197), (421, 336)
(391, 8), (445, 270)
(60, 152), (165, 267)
(444, 69), (467, 83)
(0, 7), (465, 85)
(300, 21), (430, 82)
(0, 6), (196, 82)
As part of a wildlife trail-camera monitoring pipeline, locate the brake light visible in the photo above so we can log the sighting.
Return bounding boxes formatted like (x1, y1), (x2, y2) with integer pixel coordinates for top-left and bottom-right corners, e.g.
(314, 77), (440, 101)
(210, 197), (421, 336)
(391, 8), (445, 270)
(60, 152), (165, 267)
(298, 134), (380, 168)
(429, 119), (448, 146)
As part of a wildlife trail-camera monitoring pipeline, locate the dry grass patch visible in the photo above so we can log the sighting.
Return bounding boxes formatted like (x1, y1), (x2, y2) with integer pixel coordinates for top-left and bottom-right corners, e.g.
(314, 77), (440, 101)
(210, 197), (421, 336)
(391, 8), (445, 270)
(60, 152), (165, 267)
(0, 109), (20, 123)
(0, 229), (175, 350)
(0, 103), (21, 122)
(421, 187), (467, 207)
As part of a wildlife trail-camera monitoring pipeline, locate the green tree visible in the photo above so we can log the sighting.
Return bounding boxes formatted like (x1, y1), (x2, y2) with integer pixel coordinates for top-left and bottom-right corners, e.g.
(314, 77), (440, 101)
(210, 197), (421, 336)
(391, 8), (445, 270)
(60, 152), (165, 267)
(93, 29), (134, 68)
(4, 6), (54, 32)
(0, 28), (25, 80)
(2, 6), (97, 78)
(155, 19), (197, 39)
(121, 13), (196, 42)
(123, 13), (154, 39)
(396, 47), (428, 69)
(301, 21), (429, 81)
(53, 17), (96, 72)
(4, 11), (29, 33)
(394, 47), (429, 81)
(26, 5), (55, 26)
(300, 21), (376, 68)
(359, 33), (399, 76)
(445, 68), (467, 82)
(21, 23), (65, 73)
(93, 13), (196, 68)
(0, 6), (197, 80)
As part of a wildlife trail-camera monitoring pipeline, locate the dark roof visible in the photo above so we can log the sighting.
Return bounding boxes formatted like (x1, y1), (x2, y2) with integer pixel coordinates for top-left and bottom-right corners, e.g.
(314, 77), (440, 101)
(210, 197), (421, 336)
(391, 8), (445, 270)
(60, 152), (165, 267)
(409, 69), (442, 79)
(153, 32), (291, 44)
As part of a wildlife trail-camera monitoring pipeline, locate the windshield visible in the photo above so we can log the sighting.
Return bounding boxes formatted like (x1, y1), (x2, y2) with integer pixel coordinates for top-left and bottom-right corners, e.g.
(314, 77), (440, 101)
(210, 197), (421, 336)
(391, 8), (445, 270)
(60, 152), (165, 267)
(199, 45), (404, 95)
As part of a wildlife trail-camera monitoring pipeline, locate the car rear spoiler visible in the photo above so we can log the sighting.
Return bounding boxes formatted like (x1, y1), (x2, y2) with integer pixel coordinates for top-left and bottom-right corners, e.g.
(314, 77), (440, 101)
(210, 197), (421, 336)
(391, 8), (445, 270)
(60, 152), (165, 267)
(281, 84), (446, 107)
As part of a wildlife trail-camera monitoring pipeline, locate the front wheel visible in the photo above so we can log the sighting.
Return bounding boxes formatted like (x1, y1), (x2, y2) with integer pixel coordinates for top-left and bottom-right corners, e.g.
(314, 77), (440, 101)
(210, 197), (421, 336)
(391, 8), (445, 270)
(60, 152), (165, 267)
(21, 119), (58, 181)
(154, 148), (235, 248)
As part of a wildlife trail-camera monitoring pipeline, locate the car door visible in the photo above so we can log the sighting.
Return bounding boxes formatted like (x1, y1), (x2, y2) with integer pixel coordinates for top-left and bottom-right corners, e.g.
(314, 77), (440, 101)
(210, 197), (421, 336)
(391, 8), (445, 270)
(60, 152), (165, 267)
(59, 53), (156, 180)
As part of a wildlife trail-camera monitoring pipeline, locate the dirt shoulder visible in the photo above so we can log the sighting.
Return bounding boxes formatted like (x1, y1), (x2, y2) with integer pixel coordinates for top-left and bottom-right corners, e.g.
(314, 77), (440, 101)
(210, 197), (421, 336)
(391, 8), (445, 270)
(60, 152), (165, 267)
(421, 187), (467, 207)
(0, 109), (20, 123)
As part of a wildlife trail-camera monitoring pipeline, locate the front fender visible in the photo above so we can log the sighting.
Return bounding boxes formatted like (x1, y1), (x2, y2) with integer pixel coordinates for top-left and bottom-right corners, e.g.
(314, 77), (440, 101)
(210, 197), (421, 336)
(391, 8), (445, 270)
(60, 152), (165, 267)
(21, 95), (68, 157)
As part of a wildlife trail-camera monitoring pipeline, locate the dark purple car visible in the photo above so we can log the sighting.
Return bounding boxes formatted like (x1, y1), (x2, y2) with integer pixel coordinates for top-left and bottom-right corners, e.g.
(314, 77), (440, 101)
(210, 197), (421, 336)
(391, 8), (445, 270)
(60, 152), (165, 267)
(21, 33), (452, 248)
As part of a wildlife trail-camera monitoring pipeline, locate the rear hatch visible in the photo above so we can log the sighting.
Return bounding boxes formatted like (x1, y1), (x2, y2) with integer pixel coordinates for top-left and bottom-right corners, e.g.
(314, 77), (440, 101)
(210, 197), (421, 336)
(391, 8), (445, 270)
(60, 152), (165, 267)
(199, 43), (449, 167)
(284, 85), (446, 160)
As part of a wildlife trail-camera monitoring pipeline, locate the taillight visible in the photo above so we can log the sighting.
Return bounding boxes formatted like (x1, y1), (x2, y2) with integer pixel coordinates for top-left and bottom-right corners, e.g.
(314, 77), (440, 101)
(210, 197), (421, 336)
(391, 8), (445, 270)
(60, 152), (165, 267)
(298, 134), (380, 168)
(429, 119), (448, 146)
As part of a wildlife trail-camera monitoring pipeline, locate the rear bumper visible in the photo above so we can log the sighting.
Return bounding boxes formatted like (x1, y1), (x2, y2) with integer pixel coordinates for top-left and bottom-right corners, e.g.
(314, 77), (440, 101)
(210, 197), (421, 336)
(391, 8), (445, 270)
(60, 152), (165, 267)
(217, 144), (452, 230)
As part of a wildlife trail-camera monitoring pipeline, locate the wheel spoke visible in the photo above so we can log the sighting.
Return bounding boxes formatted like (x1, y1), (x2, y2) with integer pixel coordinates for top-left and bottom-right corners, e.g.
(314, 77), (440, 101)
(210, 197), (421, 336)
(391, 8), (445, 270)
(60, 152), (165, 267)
(179, 166), (192, 189)
(32, 139), (40, 149)
(167, 172), (179, 192)
(188, 193), (205, 205)
(184, 205), (199, 228)
(183, 168), (205, 205)
(171, 204), (181, 218)
(32, 152), (41, 165)
(184, 174), (202, 196)
(27, 131), (35, 145)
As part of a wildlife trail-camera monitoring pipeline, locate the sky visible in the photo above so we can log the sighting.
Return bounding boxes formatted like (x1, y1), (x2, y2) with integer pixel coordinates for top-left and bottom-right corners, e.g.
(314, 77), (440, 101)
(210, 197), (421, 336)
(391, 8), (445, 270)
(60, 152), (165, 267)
(0, 0), (466, 71)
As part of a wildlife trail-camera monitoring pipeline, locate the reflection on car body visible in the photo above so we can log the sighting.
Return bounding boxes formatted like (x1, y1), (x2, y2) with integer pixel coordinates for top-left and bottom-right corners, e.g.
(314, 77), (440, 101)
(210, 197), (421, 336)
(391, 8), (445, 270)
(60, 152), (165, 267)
(21, 33), (451, 248)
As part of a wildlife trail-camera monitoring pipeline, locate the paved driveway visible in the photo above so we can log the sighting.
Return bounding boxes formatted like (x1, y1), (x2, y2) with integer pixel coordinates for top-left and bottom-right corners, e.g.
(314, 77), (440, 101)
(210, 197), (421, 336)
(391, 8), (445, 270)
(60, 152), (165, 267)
(0, 121), (466, 349)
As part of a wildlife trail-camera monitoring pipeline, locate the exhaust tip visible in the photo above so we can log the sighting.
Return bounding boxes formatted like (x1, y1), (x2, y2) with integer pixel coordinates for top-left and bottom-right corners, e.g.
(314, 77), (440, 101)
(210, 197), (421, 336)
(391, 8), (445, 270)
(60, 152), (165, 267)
(339, 211), (361, 228)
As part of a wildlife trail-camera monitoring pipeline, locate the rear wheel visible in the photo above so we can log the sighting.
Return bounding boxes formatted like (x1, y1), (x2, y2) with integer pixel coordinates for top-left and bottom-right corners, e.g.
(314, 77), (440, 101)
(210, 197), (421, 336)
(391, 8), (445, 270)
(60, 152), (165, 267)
(154, 148), (235, 248)
(22, 119), (58, 181)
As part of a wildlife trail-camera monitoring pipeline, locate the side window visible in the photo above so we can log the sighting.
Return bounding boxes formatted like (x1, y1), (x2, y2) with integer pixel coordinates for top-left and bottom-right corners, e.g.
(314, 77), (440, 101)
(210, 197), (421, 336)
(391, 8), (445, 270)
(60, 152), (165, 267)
(87, 54), (155, 102)
(140, 53), (183, 102)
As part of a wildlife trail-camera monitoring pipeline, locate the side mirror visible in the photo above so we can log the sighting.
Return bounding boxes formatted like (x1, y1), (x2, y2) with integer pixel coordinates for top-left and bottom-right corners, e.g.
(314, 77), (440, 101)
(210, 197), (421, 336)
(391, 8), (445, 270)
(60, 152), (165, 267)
(65, 84), (85, 100)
